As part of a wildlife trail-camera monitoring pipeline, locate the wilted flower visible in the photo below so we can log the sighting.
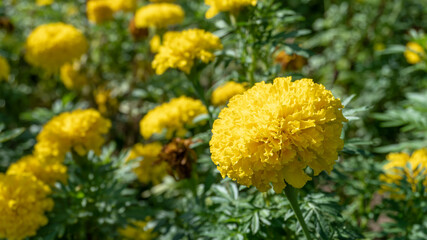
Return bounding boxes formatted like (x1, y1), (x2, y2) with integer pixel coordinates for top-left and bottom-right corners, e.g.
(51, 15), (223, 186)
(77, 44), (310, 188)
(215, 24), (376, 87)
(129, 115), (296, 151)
(380, 148), (427, 196)
(25, 23), (88, 70)
(134, 3), (184, 29)
(140, 96), (207, 139)
(211, 81), (246, 106)
(0, 55), (10, 81)
(0, 174), (53, 240)
(274, 51), (307, 71)
(205, 0), (257, 19)
(119, 217), (157, 240)
(159, 138), (197, 180)
(210, 77), (347, 193)
(129, 18), (149, 41)
(404, 42), (425, 64)
(87, 0), (115, 24)
(127, 143), (168, 185)
(60, 62), (87, 90)
(36, 109), (111, 157)
(0, 17), (14, 33)
(7, 155), (67, 186)
(152, 29), (223, 74)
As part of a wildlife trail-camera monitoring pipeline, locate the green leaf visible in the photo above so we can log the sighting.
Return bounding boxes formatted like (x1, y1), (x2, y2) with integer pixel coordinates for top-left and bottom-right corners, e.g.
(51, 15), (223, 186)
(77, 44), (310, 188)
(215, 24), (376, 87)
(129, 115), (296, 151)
(0, 128), (25, 143)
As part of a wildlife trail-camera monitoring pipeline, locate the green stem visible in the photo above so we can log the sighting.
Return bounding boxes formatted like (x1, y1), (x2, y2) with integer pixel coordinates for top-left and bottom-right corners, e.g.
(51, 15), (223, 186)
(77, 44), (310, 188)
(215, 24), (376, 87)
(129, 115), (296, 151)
(284, 186), (312, 240)
(186, 69), (214, 128)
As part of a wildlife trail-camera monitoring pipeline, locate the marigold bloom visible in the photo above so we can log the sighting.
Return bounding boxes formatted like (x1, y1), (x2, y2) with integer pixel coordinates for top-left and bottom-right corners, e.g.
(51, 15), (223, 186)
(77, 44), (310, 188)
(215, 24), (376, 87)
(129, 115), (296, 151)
(210, 77), (347, 193)
(25, 23), (88, 71)
(152, 29), (223, 74)
(36, 109), (111, 156)
(404, 42), (425, 64)
(7, 155), (67, 186)
(140, 96), (207, 139)
(60, 63), (87, 90)
(149, 0), (175, 2)
(111, 0), (137, 12)
(0, 55), (10, 81)
(127, 143), (168, 185)
(0, 174), (53, 240)
(87, 0), (115, 24)
(119, 217), (157, 240)
(211, 81), (246, 106)
(36, 0), (53, 6)
(134, 3), (184, 29)
(380, 149), (427, 196)
(205, 0), (257, 19)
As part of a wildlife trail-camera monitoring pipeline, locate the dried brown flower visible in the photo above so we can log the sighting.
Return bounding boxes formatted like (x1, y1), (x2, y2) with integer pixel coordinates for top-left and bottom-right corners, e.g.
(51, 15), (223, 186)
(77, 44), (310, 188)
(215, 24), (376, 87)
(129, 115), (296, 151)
(159, 138), (197, 180)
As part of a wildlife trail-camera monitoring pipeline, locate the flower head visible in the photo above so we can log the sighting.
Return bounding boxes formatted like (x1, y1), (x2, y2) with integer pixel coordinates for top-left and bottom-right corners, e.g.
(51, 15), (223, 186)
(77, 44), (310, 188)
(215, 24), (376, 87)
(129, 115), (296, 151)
(152, 29), (223, 74)
(36, 0), (53, 6)
(87, 0), (115, 24)
(119, 217), (157, 240)
(0, 55), (10, 81)
(134, 3), (184, 28)
(25, 23), (88, 71)
(60, 62), (87, 90)
(404, 42), (425, 64)
(127, 143), (168, 185)
(211, 81), (246, 106)
(0, 174), (53, 240)
(140, 96), (207, 139)
(111, 0), (137, 12)
(36, 109), (111, 157)
(210, 77), (347, 193)
(205, 0), (257, 19)
(159, 138), (197, 180)
(7, 155), (67, 186)
(380, 148), (427, 196)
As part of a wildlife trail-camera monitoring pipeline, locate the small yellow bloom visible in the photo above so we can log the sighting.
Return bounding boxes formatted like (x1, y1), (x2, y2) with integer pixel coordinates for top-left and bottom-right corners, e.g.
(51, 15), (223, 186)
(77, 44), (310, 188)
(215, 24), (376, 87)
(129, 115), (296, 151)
(211, 81), (246, 106)
(0, 55), (10, 81)
(60, 63), (87, 90)
(119, 217), (157, 240)
(111, 0), (137, 12)
(150, 35), (161, 53)
(152, 29), (223, 74)
(404, 42), (425, 64)
(0, 174), (53, 240)
(127, 143), (168, 185)
(25, 23), (88, 71)
(134, 3), (184, 28)
(36, 0), (53, 6)
(210, 77), (347, 193)
(140, 96), (207, 139)
(87, 0), (115, 24)
(205, 0), (257, 19)
(94, 88), (118, 115)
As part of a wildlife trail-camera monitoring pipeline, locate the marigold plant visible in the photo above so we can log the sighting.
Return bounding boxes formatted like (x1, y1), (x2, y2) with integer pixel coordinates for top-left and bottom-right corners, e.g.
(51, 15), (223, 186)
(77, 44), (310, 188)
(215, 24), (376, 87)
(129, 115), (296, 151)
(404, 42), (425, 64)
(87, 0), (115, 24)
(205, 0), (257, 19)
(60, 63), (87, 90)
(134, 3), (184, 29)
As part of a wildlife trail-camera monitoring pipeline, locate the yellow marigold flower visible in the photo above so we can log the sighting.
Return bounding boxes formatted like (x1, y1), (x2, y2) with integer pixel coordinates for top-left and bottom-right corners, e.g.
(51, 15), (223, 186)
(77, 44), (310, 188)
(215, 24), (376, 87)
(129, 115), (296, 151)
(36, 109), (111, 156)
(404, 42), (425, 64)
(119, 217), (157, 240)
(36, 0), (53, 6)
(205, 0), (257, 19)
(127, 143), (168, 185)
(152, 29), (223, 75)
(380, 148), (427, 196)
(60, 63), (87, 90)
(150, 0), (175, 2)
(0, 55), (10, 81)
(87, 0), (115, 24)
(134, 3), (184, 29)
(150, 35), (161, 53)
(7, 155), (67, 186)
(25, 23), (88, 71)
(140, 96), (207, 139)
(211, 81), (246, 106)
(0, 174), (53, 240)
(210, 77), (347, 193)
(34, 140), (69, 160)
(111, 0), (137, 12)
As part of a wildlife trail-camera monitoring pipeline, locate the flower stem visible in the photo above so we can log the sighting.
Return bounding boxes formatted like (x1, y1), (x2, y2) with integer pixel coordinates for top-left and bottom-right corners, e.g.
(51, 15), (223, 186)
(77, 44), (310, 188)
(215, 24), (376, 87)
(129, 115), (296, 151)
(284, 186), (312, 240)
(186, 69), (214, 127)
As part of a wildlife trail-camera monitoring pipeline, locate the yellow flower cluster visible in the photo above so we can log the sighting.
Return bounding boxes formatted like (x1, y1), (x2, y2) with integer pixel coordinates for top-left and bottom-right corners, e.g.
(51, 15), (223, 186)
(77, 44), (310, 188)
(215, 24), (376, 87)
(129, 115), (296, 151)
(205, 0), (257, 19)
(140, 96), (207, 139)
(150, 0), (175, 2)
(134, 3), (184, 29)
(0, 55), (10, 81)
(119, 218), (157, 240)
(127, 143), (168, 185)
(60, 63), (87, 90)
(87, 0), (114, 24)
(7, 155), (67, 186)
(152, 29), (223, 74)
(380, 148), (427, 196)
(404, 42), (425, 64)
(111, 0), (137, 12)
(36, 109), (111, 157)
(210, 77), (347, 193)
(0, 174), (53, 240)
(211, 81), (246, 106)
(25, 23), (88, 71)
